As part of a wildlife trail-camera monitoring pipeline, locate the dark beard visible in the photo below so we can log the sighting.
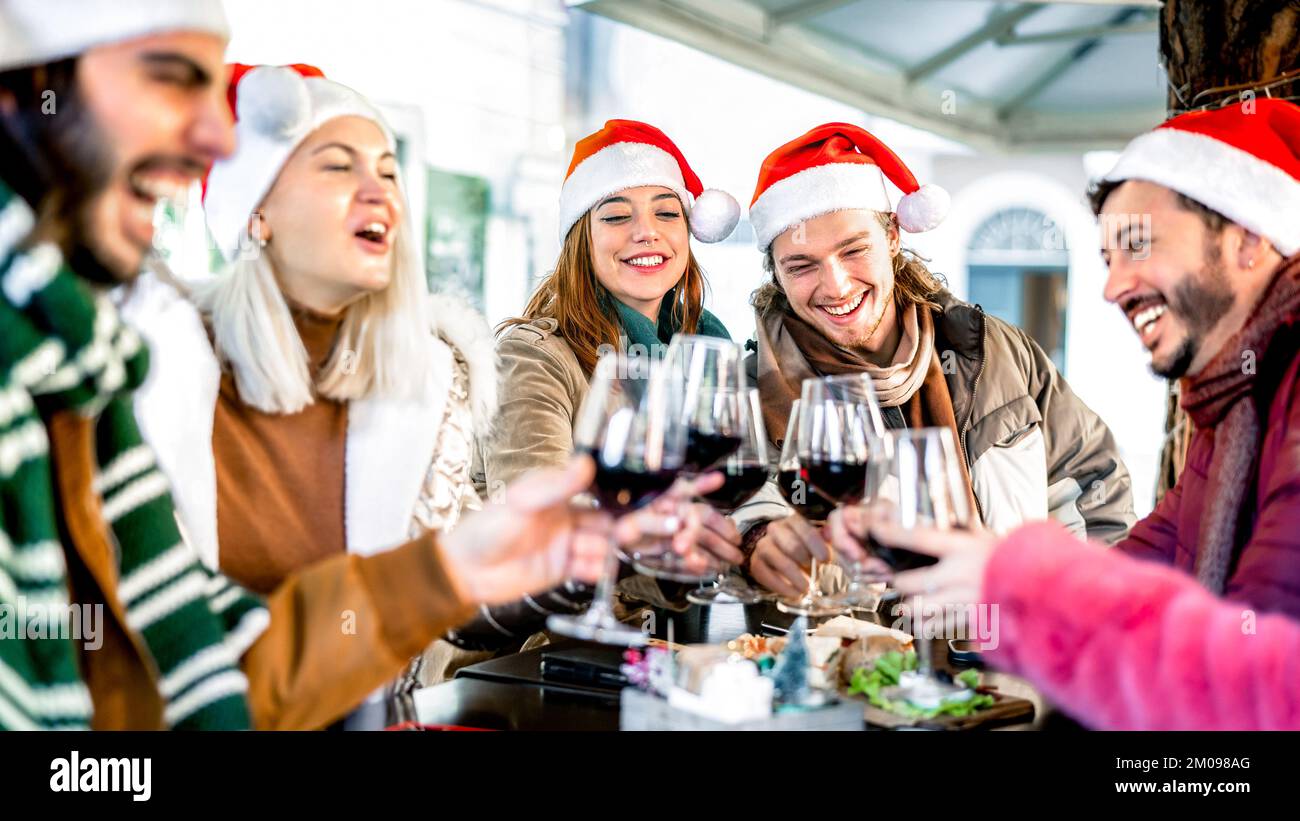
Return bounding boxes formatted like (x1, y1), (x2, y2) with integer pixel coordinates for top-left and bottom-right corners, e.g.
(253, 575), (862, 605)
(43, 86), (123, 286)
(1153, 337), (1197, 380)
(1151, 248), (1235, 379)
(0, 58), (123, 285)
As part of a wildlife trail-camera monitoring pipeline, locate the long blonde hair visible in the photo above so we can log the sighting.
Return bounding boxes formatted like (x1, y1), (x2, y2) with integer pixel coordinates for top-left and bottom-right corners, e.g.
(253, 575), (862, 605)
(500, 213), (708, 376)
(192, 212), (433, 414)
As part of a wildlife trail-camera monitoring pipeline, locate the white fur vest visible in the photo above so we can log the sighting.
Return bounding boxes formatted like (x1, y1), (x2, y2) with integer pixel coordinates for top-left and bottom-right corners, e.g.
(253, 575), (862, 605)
(117, 273), (499, 569)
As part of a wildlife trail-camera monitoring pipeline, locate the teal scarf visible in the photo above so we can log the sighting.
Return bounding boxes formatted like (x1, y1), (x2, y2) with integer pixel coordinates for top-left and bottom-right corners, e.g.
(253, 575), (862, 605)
(610, 289), (731, 354)
(0, 180), (266, 729)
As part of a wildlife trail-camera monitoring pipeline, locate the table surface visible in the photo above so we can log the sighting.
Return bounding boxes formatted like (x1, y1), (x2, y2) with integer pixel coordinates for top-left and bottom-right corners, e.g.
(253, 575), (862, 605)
(412, 599), (1062, 731)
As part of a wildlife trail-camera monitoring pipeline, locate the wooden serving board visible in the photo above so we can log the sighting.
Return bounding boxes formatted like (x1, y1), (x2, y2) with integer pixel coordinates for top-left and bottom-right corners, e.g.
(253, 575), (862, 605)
(859, 689), (1036, 730)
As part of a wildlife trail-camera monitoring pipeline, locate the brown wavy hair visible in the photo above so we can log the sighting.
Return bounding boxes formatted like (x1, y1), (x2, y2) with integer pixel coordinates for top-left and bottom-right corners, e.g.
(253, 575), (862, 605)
(500, 211), (708, 376)
(751, 211), (944, 317)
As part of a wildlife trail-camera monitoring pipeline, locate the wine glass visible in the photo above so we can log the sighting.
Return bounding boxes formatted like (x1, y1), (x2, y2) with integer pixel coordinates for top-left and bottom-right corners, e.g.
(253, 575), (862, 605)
(675, 336), (747, 475)
(547, 350), (686, 646)
(872, 427), (971, 572)
(797, 373), (885, 507)
(774, 400), (837, 522)
(797, 374), (889, 611)
(687, 388), (769, 606)
(873, 427), (974, 707)
(778, 375), (888, 615)
(630, 335), (744, 583)
(824, 430), (894, 612)
(773, 397), (851, 618)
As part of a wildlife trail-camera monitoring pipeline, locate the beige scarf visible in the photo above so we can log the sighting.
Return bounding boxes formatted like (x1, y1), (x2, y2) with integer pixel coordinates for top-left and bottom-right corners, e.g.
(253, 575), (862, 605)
(755, 299), (977, 517)
(854, 303), (932, 405)
(757, 300), (933, 438)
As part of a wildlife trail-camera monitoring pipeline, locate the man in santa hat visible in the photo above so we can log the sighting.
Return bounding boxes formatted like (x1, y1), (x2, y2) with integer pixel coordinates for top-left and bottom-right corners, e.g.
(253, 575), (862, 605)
(1083, 99), (1300, 616)
(734, 123), (1135, 600)
(0, 0), (626, 729)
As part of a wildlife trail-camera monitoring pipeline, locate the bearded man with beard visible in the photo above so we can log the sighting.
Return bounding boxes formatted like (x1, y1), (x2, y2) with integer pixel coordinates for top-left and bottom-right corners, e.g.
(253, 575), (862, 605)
(1091, 99), (1300, 616)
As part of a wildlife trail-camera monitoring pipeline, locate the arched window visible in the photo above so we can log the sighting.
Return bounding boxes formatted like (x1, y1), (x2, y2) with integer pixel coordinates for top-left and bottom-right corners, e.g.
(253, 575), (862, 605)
(967, 208), (1069, 372)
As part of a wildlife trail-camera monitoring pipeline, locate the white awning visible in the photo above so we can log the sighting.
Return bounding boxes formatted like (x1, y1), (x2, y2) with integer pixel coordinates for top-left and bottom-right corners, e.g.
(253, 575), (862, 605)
(567, 0), (1167, 151)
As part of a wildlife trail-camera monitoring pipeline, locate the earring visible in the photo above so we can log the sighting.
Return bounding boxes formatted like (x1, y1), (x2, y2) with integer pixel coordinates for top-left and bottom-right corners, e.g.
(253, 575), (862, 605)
(250, 211), (269, 248)
(1248, 258), (1256, 268)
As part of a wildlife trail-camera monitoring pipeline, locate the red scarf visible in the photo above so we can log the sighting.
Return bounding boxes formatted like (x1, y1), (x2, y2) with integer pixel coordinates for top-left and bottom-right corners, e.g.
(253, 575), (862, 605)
(1180, 256), (1300, 592)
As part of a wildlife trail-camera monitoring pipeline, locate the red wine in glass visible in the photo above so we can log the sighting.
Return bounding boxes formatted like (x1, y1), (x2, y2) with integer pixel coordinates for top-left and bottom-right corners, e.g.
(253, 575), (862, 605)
(869, 538), (939, 573)
(776, 467), (837, 521)
(870, 428), (971, 576)
(803, 458), (868, 504)
(684, 429), (742, 474)
(700, 461), (768, 511)
(583, 449), (679, 513)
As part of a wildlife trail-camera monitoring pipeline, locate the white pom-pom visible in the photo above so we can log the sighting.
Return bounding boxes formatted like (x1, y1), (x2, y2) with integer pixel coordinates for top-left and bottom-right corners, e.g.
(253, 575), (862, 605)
(238, 66), (311, 139)
(689, 188), (741, 243)
(896, 183), (950, 233)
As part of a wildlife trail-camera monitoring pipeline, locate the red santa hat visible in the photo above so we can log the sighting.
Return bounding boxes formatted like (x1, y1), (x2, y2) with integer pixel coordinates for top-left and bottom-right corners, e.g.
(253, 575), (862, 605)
(1102, 98), (1300, 256)
(204, 63), (396, 261)
(559, 119), (740, 243)
(0, 0), (229, 71)
(749, 122), (949, 251)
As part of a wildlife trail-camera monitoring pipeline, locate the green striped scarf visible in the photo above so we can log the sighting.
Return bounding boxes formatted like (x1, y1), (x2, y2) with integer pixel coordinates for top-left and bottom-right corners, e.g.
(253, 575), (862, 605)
(0, 180), (267, 730)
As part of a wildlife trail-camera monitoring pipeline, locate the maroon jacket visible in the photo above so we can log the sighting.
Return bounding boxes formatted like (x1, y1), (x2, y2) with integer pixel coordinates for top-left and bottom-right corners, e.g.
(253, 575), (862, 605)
(1118, 318), (1300, 618)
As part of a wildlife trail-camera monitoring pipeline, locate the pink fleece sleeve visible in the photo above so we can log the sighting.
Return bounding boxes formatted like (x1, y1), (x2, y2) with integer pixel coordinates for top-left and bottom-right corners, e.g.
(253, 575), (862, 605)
(981, 521), (1300, 730)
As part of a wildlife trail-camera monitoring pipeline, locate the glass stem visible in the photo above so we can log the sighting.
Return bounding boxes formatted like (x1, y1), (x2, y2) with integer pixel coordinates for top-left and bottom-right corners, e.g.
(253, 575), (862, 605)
(587, 529), (622, 621)
(713, 561), (732, 585)
(917, 613), (933, 677)
(806, 557), (820, 602)
(658, 494), (691, 568)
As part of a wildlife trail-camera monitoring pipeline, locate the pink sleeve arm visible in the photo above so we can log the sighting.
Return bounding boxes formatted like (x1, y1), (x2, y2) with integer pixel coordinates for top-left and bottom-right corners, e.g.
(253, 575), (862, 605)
(980, 521), (1300, 730)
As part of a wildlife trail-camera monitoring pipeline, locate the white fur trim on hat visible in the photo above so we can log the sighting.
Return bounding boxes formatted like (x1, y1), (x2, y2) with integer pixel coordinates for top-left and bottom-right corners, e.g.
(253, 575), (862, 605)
(1104, 128), (1300, 256)
(241, 65), (313, 139)
(749, 163), (892, 251)
(0, 0), (229, 71)
(558, 142), (692, 240)
(690, 189), (741, 243)
(896, 183), (950, 234)
(205, 67), (397, 262)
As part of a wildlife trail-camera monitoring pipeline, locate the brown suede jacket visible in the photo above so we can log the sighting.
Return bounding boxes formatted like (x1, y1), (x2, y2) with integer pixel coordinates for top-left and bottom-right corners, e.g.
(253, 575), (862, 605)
(48, 411), (475, 730)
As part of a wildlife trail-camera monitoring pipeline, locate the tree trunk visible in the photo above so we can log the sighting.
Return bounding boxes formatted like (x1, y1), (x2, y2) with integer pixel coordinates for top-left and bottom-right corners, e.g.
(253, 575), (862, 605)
(1162, 1), (1300, 112)
(1151, 2), (1300, 503)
